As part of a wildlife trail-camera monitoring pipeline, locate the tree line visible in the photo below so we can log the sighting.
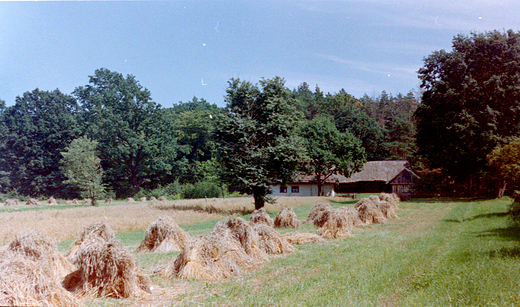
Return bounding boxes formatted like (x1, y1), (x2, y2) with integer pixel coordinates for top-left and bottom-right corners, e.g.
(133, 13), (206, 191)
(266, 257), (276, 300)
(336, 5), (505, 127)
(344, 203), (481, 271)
(0, 68), (416, 205)
(4, 29), (520, 204)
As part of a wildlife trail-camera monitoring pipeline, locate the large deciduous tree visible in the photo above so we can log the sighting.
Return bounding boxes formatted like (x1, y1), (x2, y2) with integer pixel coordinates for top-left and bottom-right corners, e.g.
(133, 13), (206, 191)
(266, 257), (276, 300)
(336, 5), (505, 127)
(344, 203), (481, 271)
(0, 89), (80, 197)
(299, 116), (366, 196)
(215, 77), (307, 209)
(60, 136), (105, 205)
(487, 139), (520, 198)
(415, 30), (520, 194)
(74, 68), (182, 196)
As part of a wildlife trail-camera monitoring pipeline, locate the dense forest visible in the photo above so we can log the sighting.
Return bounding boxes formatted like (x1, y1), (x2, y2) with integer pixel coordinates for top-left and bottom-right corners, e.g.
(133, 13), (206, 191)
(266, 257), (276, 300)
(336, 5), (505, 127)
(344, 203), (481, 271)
(0, 68), (417, 201)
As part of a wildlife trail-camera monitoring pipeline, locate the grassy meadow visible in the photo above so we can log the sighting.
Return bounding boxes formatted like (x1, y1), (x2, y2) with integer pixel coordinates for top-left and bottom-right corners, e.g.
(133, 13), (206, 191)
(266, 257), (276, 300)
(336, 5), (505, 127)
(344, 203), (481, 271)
(3, 195), (520, 306)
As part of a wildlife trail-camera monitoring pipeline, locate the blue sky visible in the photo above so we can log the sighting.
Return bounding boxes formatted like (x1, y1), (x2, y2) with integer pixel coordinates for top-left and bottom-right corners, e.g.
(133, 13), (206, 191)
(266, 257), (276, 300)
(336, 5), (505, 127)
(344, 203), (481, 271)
(1, 0), (520, 108)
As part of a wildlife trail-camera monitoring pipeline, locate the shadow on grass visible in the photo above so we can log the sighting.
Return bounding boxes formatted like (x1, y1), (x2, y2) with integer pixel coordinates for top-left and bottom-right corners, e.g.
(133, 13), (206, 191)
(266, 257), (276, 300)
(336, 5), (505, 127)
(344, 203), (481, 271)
(487, 247), (520, 258)
(152, 203), (253, 216)
(476, 224), (520, 242)
(329, 199), (358, 206)
(444, 212), (510, 223)
(412, 196), (492, 204)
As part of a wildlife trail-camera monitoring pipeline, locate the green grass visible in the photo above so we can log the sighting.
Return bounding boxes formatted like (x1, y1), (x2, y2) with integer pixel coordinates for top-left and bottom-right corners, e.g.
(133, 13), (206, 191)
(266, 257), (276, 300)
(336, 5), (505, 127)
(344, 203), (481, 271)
(82, 197), (520, 307)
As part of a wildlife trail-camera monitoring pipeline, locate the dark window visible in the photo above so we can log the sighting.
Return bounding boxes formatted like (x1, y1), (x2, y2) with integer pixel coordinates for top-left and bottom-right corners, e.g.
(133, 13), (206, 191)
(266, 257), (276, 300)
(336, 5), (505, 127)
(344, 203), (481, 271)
(291, 186), (299, 193)
(280, 186), (287, 193)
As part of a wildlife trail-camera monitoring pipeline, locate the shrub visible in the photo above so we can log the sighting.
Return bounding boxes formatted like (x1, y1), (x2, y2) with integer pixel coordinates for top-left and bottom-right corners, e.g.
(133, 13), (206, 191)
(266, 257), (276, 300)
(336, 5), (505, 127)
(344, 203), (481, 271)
(181, 181), (222, 199)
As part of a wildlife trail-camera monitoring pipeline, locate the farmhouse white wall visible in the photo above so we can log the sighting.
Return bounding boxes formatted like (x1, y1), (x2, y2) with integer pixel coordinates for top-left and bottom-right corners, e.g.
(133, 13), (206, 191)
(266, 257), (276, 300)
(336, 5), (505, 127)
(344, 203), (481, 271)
(270, 183), (336, 197)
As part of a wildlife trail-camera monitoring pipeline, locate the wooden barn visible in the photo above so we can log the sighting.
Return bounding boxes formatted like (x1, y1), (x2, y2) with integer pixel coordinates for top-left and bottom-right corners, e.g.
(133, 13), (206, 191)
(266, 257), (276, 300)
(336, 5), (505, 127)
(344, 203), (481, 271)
(336, 160), (420, 197)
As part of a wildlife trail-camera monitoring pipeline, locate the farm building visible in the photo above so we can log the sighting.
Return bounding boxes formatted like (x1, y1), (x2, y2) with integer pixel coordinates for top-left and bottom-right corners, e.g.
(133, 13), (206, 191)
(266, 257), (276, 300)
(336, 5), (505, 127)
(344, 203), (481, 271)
(336, 160), (419, 196)
(270, 175), (336, 197)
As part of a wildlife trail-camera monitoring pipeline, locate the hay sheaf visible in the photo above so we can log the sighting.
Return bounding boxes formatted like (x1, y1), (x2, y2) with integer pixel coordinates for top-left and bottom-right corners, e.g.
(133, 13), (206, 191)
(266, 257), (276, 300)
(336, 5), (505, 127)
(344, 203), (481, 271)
(379, 193), (400, 209)
(250, 208), (274, 227)
(25, 198), (39, 206)
(105, 198), (113, 204)
(283, 232), (325, 244)
(337, 206), (366, 227)
(47, 197), (58, 206)
(150, 196), (158, 201)
(140, 197), (147, 202)
(8, 230), (74, 280)
(156, 235), (242, 282)
(221, 217), (268, 263)
(0, 251), (79, 307)
(83, 199), (92, 205)
(136, 216), (190, 252)
(355, 198), (387, 224)
(63, 239), (152, 299)
(5, 199), (19, 206)
(274, 208), (301, 229)
(127, 198), (135, 203)
(159, 196), (167, 201)
(66, 222), (115, 262)
(251, 223), (294, 254)
(376, 200), (398, 219)
(317, 208), (354, 239)
(306, 203), (333, 225)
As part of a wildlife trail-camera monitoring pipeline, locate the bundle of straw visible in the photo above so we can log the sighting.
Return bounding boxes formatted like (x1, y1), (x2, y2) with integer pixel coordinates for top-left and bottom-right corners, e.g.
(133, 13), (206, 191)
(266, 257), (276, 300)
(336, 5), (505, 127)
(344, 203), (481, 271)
(274, 208), (301, 229)
(66, 221), (115, 262)
(317, 208), (354, 239)
(251, 223), (294, 254)
(0, 251), (79, 307)
(379, 193), (400, 210)
(306, 203), (333, 225)
(283, 232), (325, 244)
(136, 216), (190, 252)
(250, 208), (274, 227)
(63, 238), (152, 299)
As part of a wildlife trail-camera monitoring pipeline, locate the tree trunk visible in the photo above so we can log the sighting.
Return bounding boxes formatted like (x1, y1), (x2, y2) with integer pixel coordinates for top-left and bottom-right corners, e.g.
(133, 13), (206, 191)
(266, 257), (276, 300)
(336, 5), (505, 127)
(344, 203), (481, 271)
(253, 192), (265, 210)
(496, 180), (507, 199)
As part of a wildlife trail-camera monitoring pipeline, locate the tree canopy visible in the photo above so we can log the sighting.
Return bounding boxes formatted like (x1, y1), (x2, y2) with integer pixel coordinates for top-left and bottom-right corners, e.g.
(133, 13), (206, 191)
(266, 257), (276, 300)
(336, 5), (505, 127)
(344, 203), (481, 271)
(298, 116), (366, 196)
(74, 68), (183, 196)
(0, 89), (80, 197)
(415, 30), (520, 193)
(60, 136), (105, 205)
(215, 77), (307, 209)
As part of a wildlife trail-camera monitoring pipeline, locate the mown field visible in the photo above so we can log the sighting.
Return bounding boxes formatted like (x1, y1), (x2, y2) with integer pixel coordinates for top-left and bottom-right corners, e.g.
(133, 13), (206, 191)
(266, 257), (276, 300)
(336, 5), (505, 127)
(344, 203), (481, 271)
(3, 195), (520, 306)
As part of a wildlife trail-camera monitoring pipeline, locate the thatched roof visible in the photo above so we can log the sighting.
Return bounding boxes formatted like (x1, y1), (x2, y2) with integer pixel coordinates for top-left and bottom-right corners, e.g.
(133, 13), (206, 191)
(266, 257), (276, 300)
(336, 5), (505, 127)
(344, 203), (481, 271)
(337, 160), (418, 184)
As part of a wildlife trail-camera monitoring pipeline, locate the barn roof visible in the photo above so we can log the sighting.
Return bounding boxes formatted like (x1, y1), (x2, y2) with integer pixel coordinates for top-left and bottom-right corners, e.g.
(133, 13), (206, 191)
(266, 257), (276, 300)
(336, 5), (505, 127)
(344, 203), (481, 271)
(337, 160), (417, 184)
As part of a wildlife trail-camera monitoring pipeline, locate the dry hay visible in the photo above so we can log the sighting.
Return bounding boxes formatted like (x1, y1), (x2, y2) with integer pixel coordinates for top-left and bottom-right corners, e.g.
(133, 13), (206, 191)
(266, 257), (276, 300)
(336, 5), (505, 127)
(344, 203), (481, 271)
(127, 198), (135, 203)
(63, 238), (152, 299)
(66, 221), (115, 262)
(379, 193), (400, 209)
(306, 203), (333, 226)
(355, 197), (387, 224)
(317, 208), (354, 239)
(140, 197), (147, 202)
(5, 199), (19, 206)
(251, 223), (294, 254)
(83, 199), (92, 205)
(150, 196), (158, 201)
(159, 196), (167, 201)
(0, 251), (79, 307)
(155, 234), (242, 282)
(105, 198), (113, 204)
(337, 206), (366, 227)
(250, 207), (274, 227)
(283, 232), (325, 244)
(376, 200), (398, 219)
(136, 216), (190, 252)
(25, 198), (39, 206)
(47, 196), (58, 205)
(274, 207), (301, 229)
(7, 230), (74, 280)
(219, 217), (268, 263)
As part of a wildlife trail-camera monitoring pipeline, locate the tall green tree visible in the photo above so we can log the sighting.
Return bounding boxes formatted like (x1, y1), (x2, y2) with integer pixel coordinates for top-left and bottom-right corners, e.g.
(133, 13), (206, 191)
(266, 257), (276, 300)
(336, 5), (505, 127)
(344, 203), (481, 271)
(415, 30), (520, 194)
(0, 89), (80, 197)
(60, 136), (105, 205)
(299, 116), (366, 196)
(74, 68), (183, 196)
(215, 77), (307, 209)
(487, 139), (520, 198)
